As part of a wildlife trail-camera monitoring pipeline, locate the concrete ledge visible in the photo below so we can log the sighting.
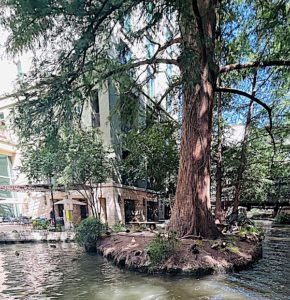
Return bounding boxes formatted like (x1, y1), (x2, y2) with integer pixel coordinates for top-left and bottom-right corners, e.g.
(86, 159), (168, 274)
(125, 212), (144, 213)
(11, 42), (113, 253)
(0, 230), (75, 243)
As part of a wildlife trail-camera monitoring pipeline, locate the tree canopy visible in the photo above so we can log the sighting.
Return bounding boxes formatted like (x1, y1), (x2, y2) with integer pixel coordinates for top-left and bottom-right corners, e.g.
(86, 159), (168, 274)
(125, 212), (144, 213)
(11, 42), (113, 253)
(0, 0), (289, 237)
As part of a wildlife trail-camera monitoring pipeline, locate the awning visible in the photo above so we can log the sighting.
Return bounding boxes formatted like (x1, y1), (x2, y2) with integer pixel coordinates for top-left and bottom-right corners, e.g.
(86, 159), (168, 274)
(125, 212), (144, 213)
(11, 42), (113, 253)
(54, 199), (87, 206)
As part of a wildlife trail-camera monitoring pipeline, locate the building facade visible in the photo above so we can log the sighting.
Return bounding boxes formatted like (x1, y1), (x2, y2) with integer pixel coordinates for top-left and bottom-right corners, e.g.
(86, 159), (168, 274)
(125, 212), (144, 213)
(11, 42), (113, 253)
(0, 90), (163, 227)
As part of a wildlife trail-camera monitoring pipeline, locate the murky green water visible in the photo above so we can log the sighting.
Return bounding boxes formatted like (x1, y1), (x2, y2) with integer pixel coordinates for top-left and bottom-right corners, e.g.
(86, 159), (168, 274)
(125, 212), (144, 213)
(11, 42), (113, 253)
(0, 221), (289, 300)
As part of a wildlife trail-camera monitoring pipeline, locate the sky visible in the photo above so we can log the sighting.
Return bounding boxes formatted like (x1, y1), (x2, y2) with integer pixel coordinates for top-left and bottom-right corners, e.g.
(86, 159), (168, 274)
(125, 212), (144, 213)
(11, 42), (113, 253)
(0, 29), (32, 96)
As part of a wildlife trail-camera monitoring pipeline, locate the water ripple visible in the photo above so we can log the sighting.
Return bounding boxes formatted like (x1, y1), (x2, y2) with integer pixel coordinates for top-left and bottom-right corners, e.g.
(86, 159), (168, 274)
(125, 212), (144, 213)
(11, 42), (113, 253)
(0, 223), (289, 300)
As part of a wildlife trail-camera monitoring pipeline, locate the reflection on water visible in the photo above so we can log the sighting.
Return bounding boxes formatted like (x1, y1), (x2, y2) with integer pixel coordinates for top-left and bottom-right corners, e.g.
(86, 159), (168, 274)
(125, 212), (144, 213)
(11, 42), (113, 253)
(0, 221), (289, 300)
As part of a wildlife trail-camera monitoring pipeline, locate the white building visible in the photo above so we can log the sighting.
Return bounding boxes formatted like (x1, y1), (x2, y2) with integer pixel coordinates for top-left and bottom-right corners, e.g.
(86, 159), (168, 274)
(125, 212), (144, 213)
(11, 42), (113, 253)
(0, 13), (181, 225)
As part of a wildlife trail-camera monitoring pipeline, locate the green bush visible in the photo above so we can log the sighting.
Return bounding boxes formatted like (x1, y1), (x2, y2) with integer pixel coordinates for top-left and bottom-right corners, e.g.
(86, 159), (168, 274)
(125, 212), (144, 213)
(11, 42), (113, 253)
(48, 225), (62, 232)
(146, 232), (180, 266)
(111, 222), (127, 233)
(275, 213), (290, 224)
(75, 217), (106, 252)
(239, 225), (261, 237)
(32, 219), (50, 230)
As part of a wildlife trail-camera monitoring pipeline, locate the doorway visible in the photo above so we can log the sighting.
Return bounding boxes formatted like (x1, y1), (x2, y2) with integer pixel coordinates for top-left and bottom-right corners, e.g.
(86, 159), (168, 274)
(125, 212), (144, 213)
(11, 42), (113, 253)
(147, 201), (158, 221)
(99, 197), (107, 222)
(124, 199), (135, 223)
(80, 205), (87, 220)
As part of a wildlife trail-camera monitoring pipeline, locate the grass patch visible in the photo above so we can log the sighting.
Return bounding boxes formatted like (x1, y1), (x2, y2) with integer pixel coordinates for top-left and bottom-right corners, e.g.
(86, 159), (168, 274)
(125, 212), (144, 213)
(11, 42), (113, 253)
(227, 244), (240, 255)
(239, 226), (262, 238)
(195, 239), (203, 247)
(146, 232), (180, 266)
(111, 223), (128, 233)
(228, 235), (238, 244)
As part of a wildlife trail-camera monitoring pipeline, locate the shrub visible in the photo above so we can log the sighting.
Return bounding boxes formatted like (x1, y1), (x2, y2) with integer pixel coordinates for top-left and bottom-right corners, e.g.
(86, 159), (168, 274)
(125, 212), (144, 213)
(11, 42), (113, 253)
(48, 225), (62, 232)
(75, 217), (106, 252)
(227, 244), (240, 255)
(32, 219), (50, 230)
(146, 232), (180, 266)
(111, 222), (127, 233)
(275, 213), (290, 224)
(239, 225), (262, 237)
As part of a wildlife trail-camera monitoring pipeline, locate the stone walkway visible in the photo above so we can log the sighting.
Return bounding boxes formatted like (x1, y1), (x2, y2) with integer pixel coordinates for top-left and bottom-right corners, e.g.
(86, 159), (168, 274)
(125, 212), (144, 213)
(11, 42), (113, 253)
(0, 223), (75, 243)
(0, 223), (32, 232)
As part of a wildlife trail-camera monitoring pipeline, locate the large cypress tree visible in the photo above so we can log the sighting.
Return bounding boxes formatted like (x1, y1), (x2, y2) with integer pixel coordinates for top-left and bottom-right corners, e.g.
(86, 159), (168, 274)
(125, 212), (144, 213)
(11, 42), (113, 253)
(0, 0), (289, 237)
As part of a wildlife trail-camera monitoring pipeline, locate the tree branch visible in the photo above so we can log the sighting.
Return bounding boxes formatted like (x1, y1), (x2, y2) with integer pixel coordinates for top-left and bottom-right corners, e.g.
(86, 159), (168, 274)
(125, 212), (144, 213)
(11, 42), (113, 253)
(216, 87), (272, 130)
(191, 1), (206, 59)
(219, 60), (290, 73)
(103, 58), (179, 79)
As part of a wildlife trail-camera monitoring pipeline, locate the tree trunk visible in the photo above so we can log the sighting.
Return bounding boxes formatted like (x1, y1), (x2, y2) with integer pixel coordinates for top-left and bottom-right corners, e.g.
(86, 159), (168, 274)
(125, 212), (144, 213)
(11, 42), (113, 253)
(232, 73), (257, 215)
(169, 0), (219, 238)
(215, 86), (224, 223)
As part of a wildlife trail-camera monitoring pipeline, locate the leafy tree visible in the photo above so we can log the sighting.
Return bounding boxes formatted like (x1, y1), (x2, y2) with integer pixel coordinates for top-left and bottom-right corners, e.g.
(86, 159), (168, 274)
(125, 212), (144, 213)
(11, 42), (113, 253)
(1, 0), (289, 237)
(120, 122), (179, 194)
(220, 122), (290, 209)
(20, 128), (111, 216)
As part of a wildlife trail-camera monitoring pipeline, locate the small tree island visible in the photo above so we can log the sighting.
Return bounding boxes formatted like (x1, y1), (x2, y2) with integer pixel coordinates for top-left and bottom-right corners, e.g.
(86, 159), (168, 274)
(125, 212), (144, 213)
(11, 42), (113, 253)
(1, 0), (289, 275)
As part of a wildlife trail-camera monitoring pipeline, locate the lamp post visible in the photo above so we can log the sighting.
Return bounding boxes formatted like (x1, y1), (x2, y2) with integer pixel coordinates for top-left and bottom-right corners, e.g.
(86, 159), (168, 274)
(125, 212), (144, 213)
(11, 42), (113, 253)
(49, 177), (56, 228)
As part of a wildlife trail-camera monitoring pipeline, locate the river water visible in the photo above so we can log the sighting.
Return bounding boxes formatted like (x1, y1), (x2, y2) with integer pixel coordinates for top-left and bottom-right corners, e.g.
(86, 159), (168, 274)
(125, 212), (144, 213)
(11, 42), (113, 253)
(0, 221), (289, 300)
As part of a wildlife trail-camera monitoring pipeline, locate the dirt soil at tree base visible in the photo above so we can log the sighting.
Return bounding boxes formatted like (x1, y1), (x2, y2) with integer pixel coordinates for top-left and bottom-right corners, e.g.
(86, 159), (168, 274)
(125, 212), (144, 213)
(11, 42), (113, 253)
(97, 231), (262, 275)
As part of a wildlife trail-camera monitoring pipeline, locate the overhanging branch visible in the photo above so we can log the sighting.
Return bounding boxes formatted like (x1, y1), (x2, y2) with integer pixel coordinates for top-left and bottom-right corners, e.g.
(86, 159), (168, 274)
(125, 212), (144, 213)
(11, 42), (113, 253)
(103, 58), (179, 80)
(216, 87), (272, 130)
(219, 60), (290, 73)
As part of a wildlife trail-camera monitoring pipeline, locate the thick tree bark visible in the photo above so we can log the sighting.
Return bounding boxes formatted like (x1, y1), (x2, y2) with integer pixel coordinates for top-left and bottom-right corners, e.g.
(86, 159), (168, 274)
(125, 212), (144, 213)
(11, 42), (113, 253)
(232, 73), (257, 214)
(215, 86), (224, 223)
(169, 0), (219, 238)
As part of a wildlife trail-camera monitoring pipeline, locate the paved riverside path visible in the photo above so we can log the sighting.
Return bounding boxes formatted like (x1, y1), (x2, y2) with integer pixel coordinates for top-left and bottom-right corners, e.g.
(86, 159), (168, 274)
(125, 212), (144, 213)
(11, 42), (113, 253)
(0, 224), (33, 232)
(0, 223), (75, 243)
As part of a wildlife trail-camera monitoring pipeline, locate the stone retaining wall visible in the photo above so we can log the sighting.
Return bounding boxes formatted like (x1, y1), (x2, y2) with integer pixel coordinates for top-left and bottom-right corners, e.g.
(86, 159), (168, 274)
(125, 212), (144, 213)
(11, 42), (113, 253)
(0, 230), (75, 243)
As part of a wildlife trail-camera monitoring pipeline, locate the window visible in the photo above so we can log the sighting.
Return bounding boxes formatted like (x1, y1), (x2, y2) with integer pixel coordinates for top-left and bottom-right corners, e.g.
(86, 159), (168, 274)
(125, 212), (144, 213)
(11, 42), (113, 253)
(119, 40), (132, 64)
(165, 26), (173, 42)
(91, 92), (100, 128)
(123, 14), (132, 33)
(147, 41), (154, 58)
(147, 68), (155, 98)
(0, 155), (12, 199)
(166, 64), (173, 112)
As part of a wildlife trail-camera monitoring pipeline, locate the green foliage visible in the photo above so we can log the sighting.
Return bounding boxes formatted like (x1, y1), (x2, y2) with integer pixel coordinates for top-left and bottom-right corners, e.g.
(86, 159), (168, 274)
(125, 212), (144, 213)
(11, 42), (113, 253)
(227, 244), (240, 255)
(32, 219), (50, 230)
(195, 239), (203, 248)
(146, 232), (180, 265)
(48, 225), (63, 232)
(275, 213), (290, 224)
(75, 217), (107, 252)
(1, 0), (289, 237)
(217, 124), (290, 205)
(239, 226), (262, 237)
(21, 128), (110, 186)
(111, 222), (127, 233)
(228, 235), (238, 244)
(58, 129), (111, 187)
(20, 128), (110, 217)
(120, 122), (179, 193)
